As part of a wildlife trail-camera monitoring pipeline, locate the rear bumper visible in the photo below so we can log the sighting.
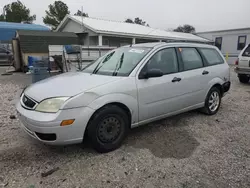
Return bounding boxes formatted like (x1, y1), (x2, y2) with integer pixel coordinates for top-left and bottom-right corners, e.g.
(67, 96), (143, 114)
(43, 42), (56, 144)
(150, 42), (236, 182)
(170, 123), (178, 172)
(234, 67), (250, 75)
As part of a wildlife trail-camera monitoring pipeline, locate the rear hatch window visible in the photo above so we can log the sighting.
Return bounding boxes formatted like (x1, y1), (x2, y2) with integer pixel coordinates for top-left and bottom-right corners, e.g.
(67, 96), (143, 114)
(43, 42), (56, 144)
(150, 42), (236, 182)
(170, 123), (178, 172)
(242, 45), (250, 57)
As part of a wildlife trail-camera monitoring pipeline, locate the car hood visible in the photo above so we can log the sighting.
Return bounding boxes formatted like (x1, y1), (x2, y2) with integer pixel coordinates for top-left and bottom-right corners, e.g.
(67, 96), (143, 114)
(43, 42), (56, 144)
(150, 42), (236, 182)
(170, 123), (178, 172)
(25, 72), (123, 102)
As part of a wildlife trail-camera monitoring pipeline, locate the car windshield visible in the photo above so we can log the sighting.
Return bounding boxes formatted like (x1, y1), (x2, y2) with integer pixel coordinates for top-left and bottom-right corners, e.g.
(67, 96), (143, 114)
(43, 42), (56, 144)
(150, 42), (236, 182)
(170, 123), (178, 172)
(82, 47), (151, 76)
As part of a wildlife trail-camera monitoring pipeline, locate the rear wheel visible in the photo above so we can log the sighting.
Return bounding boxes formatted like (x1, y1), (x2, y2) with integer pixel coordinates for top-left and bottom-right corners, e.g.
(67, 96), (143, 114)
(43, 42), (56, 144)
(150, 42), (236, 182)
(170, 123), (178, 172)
(87, 105), (129, 153)
(238, 74), (249, 83)
(201, 87), (221, 115)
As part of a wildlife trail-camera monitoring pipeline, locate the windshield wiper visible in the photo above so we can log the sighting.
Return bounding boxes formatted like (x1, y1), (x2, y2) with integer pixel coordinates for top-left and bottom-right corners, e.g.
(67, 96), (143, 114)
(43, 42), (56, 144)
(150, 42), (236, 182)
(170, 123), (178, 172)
(112, 53), (124, 76)
(92, 51), (115, 74)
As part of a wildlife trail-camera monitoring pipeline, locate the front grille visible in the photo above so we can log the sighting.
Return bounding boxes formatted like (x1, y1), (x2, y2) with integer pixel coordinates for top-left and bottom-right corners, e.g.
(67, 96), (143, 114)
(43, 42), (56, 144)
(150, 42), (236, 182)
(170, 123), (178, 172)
(22, 95), (36, 109)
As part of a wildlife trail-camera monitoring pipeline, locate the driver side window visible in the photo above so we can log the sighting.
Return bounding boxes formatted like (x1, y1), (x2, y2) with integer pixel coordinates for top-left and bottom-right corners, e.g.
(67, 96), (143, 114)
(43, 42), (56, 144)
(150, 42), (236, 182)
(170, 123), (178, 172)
(146, 48), (178, 75)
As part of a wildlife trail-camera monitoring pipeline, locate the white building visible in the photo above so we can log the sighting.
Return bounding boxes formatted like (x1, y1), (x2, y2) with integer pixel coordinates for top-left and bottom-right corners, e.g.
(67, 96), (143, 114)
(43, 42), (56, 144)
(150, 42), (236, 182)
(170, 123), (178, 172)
(197, 28), (250, 64)
(56, 15), (209, 47)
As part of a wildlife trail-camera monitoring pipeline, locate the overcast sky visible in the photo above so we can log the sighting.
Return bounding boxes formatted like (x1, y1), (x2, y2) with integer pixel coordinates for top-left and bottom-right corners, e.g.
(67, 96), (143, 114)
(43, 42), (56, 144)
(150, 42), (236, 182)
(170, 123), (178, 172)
(1, 0), (250, 32)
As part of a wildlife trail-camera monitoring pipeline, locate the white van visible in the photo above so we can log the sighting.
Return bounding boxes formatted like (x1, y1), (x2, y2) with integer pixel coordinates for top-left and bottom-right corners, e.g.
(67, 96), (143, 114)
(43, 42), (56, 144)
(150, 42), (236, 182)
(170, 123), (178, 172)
(235, 44), (250, 83)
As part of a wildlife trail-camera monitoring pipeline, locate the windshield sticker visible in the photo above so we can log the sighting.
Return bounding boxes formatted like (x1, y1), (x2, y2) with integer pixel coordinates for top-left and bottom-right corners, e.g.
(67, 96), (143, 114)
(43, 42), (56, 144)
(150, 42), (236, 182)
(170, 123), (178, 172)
(129, 49), (145, 54)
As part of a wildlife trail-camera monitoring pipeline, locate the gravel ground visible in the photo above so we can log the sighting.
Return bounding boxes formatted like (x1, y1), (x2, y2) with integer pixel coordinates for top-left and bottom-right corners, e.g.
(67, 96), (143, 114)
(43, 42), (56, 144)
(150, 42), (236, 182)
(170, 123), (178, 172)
(0, 67), (249, 188)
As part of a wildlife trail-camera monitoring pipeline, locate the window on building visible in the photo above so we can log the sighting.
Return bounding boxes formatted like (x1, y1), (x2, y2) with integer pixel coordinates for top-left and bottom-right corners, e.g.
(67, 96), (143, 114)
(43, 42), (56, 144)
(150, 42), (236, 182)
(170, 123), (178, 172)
(179, 48), (203, 71)
(215, 37), (222, 50)
(103, 39), (109, 46)
(237, 36), (247, 51)
(200, 48), (224, 65)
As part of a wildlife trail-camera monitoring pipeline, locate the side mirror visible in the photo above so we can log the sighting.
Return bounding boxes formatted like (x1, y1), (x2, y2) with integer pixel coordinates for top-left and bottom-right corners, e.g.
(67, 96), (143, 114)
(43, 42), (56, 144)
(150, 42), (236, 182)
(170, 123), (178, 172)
(139, 69), (163, 79)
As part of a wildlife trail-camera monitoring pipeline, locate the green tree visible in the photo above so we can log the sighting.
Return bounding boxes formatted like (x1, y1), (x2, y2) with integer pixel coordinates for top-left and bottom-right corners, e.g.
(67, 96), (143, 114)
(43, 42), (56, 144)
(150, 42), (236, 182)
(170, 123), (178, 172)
(43, 1), (70, 30)
(74, 10), (88, 17)
(124, 18), (133, 23)
(125, 17), (149, 26)
(0, 15), (4, 21)
(0, 1), (36, 23)
(134, 17), (146, 25)
(173, 24), (196, 33)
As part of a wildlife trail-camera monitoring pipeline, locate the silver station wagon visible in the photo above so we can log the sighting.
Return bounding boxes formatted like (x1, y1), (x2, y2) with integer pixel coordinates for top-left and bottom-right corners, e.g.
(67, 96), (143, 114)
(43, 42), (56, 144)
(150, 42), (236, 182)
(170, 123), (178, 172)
(17, 42), (231, 153)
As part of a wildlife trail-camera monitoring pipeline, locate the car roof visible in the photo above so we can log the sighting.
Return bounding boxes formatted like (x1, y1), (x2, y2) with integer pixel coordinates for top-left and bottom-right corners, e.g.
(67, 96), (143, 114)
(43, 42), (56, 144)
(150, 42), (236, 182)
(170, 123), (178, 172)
(131, 42), (216, 49)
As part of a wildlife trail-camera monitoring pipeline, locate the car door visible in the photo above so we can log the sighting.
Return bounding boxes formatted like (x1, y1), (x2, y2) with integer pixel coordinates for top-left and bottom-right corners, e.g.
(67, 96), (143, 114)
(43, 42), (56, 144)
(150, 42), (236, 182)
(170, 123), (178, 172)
(238, 45), (250, 70)
(0, 47), (9, 66)
(136, 47), (198, 122)
(198, 47), (228, 92)
(175, 47), (209, 107)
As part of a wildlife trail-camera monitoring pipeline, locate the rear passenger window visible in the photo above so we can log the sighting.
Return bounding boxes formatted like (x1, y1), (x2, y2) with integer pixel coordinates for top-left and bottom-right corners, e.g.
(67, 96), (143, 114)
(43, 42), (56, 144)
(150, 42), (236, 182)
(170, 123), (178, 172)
(243, 46), (250, 57)
(200, 48), (224, 65)
(179, 48), (203, 71)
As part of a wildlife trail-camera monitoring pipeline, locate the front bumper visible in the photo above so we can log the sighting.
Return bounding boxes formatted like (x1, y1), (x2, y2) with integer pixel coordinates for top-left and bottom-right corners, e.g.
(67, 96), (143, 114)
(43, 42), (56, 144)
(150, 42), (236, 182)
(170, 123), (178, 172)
(16, 102), (94, 145)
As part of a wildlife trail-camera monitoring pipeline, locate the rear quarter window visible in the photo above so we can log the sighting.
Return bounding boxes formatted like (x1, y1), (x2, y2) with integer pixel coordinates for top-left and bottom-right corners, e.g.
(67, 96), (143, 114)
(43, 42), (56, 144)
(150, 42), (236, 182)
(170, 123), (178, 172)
(200, 48), (224, 65)
(242, 46), (250, 57)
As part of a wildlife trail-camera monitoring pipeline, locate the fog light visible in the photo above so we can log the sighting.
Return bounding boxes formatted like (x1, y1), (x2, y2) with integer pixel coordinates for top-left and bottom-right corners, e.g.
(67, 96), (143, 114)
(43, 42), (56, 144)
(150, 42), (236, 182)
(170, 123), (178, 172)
(60, 119), (75, 126)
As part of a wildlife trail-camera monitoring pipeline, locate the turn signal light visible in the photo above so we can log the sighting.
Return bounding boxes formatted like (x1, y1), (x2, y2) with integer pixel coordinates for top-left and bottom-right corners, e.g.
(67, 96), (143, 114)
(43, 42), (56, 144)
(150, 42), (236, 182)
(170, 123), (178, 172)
(60, 119), (75, 126)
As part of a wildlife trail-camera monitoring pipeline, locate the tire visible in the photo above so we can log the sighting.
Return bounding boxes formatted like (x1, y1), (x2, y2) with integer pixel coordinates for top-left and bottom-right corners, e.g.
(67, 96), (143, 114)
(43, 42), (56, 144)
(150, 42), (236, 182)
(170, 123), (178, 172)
(87, 105), (130, 153)
(201, 87), (221, 115)
(238, 74), (249, 83)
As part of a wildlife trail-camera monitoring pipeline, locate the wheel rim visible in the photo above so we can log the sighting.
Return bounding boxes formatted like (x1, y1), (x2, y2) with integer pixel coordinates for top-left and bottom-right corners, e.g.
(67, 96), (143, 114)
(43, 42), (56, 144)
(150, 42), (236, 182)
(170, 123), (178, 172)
(97, 116), (122, 143)
(208, 91), (220, 112)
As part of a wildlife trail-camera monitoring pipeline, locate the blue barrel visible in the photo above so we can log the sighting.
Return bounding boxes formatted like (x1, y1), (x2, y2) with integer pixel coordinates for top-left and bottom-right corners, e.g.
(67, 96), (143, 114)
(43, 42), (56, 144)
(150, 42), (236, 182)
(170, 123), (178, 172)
(30, 58), (50, 83)
(28, 56), (41, 67)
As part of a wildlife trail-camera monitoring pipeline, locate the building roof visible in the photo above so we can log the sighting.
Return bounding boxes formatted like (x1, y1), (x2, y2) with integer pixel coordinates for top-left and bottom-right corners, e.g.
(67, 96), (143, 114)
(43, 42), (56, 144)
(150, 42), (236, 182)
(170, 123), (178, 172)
(196, 27), (250, 34)
(0, 21), (49, 41)
(17, 30), (77, 37)
(57, 15), (209, 42)
(17, 30), (79, 53)
(0, 22), (49, 30)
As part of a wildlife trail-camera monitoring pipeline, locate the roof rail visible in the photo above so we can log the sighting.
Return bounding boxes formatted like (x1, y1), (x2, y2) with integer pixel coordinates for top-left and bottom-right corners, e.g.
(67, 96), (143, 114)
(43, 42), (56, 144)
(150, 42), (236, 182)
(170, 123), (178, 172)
(164, 39), (214, 45)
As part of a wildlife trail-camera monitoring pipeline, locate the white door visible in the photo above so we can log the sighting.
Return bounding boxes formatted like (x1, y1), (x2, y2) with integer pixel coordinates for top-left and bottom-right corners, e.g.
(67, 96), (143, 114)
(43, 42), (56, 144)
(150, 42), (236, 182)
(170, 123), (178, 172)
(136, 47), (205, 122)
(239, 45), (250, 70)
(198, 47), (229, 96)
(176, 47), (211, 105)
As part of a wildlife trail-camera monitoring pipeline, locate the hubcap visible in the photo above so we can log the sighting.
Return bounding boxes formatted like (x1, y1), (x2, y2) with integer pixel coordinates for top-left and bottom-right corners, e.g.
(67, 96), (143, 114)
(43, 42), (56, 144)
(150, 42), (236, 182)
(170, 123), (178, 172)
(97, 116), (121, 143)
(208, 91), (220, 112)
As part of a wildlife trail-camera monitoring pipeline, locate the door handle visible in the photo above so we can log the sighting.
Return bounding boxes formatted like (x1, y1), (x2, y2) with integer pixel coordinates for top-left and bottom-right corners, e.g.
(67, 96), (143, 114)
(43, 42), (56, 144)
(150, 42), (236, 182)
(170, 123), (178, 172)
(172, 77), (181, 82)
(202, 70), (209, 75)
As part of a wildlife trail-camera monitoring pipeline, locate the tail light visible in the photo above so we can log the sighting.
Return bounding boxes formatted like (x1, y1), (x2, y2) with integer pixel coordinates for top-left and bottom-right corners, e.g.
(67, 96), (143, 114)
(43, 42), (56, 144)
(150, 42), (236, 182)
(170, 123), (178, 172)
(235, 59), (239, 65)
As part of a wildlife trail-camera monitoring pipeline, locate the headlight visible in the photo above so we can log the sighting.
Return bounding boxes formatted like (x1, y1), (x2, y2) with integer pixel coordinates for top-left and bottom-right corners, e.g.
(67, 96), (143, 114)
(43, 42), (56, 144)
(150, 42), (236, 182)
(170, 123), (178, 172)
(35, 97), (69, 113)
(20, 86), (27, 97)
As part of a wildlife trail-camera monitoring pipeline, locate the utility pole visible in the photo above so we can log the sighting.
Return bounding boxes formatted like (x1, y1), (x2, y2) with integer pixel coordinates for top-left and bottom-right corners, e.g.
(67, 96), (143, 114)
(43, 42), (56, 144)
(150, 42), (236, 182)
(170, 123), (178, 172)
(79, 6), (84, 69)
(2, 6), (5, 20)
(81, 6), (84, 31)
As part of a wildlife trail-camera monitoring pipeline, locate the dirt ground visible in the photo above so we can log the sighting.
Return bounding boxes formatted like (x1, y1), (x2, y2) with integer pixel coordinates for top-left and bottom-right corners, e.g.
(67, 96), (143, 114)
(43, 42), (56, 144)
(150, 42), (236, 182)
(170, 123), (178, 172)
(0, 67), (249, 188)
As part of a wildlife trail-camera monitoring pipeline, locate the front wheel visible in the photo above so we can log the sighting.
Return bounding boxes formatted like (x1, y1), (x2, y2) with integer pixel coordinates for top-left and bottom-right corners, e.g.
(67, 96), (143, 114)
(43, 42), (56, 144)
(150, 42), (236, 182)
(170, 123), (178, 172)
(87, 105), (129, 153)
(238, 74), (249, 83)
(201, 87), (221, 115)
